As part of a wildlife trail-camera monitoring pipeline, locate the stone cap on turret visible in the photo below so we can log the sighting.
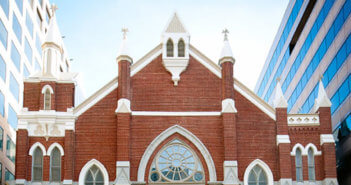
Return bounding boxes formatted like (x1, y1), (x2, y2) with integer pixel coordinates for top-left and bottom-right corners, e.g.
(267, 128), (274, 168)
(313, 79), (332, 113)
(273, 78), (288, 109)
(218, 29), (235, 65)
(42, 4), (63, 50)
(117, 28), (133, 64)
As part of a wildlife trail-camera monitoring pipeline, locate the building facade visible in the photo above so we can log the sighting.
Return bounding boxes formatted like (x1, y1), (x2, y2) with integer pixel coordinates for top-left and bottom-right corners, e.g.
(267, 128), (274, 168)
(254, 0), (351, 183)
(0, 0), (73, 184)
(14, 13), (338, 185)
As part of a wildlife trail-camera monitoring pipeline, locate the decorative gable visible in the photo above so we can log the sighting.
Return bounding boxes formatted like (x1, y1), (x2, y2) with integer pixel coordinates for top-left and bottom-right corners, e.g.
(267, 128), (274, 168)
(162, 13), (190, 86)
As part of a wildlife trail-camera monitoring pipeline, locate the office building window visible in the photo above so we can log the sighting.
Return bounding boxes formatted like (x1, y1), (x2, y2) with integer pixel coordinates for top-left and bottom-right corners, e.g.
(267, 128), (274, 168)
(12, 14), (22, 43)
(0, 163), (2, 183)
(0, 91), (4, 117)
(0, 19), (8, 48)
(11, 42), (21, 72)
(45, 7), (50, 23)
(8, 105), (17, 129)
(14, 0), (23, 14)
(36, 33), (42, 55)
(10, 73), (19, 102)
(0, 55), (5, 81)
(23, 64), (29, 78)
(6, 136), (15, 163)
(25, 37), (33, 63)
(5, 168), (14, 183)
(35, 58), (41, 72)
(26, 12), (33, 37)
(0, 0), (9, 18)
(0, 126), (3, 150)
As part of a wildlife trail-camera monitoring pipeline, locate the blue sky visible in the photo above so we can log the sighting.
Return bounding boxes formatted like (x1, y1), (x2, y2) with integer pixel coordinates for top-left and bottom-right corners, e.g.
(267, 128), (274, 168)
(51, 0), (289, 97)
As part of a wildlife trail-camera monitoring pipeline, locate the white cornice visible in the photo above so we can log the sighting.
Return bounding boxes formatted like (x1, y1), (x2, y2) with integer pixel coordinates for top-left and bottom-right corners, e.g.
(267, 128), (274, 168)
(276, 135), (290, 146)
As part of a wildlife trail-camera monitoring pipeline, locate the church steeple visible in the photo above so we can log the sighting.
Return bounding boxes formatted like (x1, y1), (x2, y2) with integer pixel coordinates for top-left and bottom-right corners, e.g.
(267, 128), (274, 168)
(41, 4), (63, 78)
(218, 29), (235, 65)
(116, 28), (132, 63)
(273, 78), (288, 108)
(313, 79), (332, 113)
(162, 12), (190, 86)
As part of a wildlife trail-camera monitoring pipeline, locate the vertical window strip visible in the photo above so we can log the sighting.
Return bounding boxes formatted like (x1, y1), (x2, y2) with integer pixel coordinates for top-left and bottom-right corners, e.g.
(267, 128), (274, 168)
(50, 148), (61, 182)
(8, 105), (17, 129)
(33, 147), (43, 181)
(0, 91), (4, 117)
(44, 89), (51, 110)
(0, 126), (3, 150)
(308, 148), (315, 181)
(295, 149), (303, 182)
(12, 14), (22, 43)
(6, 136), (15, 163)
(0, 0), (9, 18)
(9, 73), (19, 102)
(0, 55), (5, 81)
(0, 18), (8, 48)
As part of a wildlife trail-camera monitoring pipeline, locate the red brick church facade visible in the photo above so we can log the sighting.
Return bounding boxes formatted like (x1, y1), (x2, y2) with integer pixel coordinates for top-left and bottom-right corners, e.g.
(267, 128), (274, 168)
(14, 13), (338, 185)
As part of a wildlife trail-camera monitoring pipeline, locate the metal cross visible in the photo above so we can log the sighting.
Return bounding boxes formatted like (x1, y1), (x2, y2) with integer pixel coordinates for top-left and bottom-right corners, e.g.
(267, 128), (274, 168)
(222, 28), (229, 41)
(51, 4), (58, 15)
(122, 28), (129, 39)
(276, 77), (281, 83)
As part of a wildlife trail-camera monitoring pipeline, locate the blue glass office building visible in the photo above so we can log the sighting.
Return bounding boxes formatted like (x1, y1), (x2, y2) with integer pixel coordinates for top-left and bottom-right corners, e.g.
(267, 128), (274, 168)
(255, 0), (351, 182)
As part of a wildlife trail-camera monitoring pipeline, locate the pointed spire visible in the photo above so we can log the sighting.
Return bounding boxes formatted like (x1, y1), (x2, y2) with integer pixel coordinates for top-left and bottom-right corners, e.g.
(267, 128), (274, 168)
(313, 79), (332, 113)
(43, 4), (62, 48)
(273, 78), (288, 108)
(116, 27), (132, 63)
(219, 28), (235, 65)
(164, 12), (187, 33)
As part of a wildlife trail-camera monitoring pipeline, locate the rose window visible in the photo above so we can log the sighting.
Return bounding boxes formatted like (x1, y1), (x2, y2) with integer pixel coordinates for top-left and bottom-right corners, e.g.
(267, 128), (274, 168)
(149, 139), (205, 183)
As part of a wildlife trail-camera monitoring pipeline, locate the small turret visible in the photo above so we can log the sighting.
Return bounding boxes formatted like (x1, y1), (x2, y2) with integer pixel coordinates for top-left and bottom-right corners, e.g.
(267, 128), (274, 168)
(313, 79), (332, 113)
(273, 78), (288, 108)
(41, 4), (63, 78)
(218, 29), (235, 65)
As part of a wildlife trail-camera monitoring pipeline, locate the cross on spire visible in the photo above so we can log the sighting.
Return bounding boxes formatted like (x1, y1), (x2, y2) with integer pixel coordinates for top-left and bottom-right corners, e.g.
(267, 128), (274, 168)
(222, 28), (229, 41)
(51, 4), (58, 16)
(276, 77), (281, 83)
(122, 28), (129, 39)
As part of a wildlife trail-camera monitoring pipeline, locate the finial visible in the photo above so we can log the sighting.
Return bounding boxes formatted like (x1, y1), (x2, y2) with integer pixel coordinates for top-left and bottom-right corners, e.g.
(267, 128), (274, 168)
(319, 74), (324, 81)
(276, 77), (281, 83)
(122, 28), (129, 39)
(51, 4), (58, 16)
(222, 28), (229, 41)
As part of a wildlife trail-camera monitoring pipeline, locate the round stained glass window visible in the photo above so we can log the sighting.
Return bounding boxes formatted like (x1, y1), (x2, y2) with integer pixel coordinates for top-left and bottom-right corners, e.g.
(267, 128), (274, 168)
(149, 139), (205, 183)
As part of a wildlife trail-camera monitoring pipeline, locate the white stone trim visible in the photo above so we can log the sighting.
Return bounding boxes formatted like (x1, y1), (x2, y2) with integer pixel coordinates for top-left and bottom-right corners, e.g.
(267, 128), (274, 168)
(78, 159), (109, 185)
(276, 135), (290, 146)
(41, 84), (54, 94)
(15, 179), (26, 184)
(63, 179), (73, 185)
(243, 159), (274, 185)
(74, 77), (118, 116)
(305, 143), (322, 156)
(291, 143), (322, 156)
(221, 99), (237, 113)
(137, 125), (217, 183)
(290, 143), (304, 156)
(29, 142), (47, 156)
(223, 160), (239, 185)
(116, 161), (131, 185)
(279, 178), (292, 185)
(47, 142), (65, 156)
(320, 134), (335, 145)
(132, 111), (221, 116)
(115, 98), (132, 113)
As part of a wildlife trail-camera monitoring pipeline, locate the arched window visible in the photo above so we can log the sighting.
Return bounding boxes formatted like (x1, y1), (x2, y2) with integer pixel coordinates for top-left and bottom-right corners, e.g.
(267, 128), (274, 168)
(44, 88), (51, 110)
(149, 139), (205, 183)
(295, 148), (303, 182)
(166, 39), (174, 57)
(32, 147), (43, 181)
(248, 165), (267, 185)
(85, 165), (104, 185)
(50, 147), (61, 182)
(308, 148), (315, 181)
(178, 40), (185, 57)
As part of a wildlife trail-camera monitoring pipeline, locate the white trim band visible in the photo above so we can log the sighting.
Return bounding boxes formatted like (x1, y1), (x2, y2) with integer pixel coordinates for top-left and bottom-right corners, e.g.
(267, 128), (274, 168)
(276, 135), (290, 146)
(320, 134), (335, 145)
(131, 111), (221, 116)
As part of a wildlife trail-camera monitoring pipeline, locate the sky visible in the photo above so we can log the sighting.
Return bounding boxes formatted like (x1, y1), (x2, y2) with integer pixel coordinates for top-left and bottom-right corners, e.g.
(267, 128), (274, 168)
(51, 0), (289, 98)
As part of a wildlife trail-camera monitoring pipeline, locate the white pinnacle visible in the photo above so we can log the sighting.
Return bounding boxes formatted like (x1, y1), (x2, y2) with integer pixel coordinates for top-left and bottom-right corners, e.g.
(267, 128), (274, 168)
(273, 79), (288, 108)
(313, 79), (332, 113)
(219, 29), (235, 65)
(44, 4), (62, 47)
(117, 28), (131, 58)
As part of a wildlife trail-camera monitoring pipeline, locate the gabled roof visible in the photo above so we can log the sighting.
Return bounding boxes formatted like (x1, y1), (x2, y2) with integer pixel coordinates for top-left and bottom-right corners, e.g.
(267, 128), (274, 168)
(163, 12), (188, 33)
(74, 44), (276, 120)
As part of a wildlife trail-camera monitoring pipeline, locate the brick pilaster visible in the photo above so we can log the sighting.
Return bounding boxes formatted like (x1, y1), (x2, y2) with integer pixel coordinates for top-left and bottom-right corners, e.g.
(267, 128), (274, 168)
(64, 130), (74, 181)
(221, 62), (234, 100)
(15, 129), (29, 180)
(222, 113), (237, 161)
